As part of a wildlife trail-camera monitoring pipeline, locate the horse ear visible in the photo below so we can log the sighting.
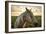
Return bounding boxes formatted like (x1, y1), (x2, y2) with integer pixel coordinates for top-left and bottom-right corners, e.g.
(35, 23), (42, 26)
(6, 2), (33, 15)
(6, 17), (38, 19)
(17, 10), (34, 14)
(26, 8), (28, 11)
(29, 9), (33, 13)
(25, 8), (30, 12)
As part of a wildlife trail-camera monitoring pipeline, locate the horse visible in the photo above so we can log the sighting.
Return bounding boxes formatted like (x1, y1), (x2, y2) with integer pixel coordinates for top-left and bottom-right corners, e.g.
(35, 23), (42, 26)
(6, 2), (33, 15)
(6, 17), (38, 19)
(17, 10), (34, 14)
(14, 8), (39, 28)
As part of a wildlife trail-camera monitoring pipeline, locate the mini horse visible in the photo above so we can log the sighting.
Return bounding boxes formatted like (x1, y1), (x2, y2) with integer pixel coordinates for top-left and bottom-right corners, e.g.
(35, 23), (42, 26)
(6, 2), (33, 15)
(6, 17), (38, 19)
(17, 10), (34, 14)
(14, 8), (39, 28)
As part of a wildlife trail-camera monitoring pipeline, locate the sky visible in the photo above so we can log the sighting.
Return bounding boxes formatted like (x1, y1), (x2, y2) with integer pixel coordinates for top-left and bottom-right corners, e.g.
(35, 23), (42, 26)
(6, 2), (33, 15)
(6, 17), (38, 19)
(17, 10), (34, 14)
(11, 5), (42, 16)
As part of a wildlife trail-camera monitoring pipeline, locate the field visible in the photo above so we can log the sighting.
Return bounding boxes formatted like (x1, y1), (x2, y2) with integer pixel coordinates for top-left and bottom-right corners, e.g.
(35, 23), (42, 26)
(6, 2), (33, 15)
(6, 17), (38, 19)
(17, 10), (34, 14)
(11, 16), (41, 28)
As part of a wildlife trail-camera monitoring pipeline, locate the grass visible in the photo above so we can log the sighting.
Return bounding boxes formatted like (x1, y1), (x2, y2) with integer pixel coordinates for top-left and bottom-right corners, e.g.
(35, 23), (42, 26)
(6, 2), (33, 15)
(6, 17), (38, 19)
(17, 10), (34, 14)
(11, 16), (41, 28)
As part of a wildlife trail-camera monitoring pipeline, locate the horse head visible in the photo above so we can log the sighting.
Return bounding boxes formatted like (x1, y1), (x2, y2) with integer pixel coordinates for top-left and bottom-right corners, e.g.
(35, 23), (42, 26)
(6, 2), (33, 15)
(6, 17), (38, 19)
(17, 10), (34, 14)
(23, 8), (39, 27)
